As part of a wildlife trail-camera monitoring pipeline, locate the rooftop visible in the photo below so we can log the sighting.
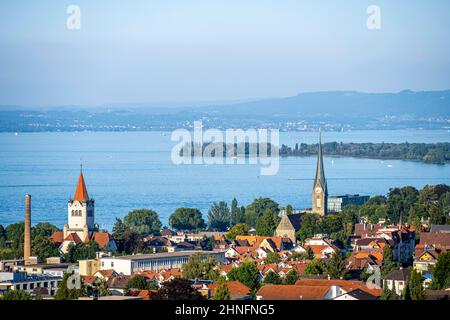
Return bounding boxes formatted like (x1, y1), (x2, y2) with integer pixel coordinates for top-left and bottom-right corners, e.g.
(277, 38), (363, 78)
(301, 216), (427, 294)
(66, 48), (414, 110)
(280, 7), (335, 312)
(102, 250), (225, 261)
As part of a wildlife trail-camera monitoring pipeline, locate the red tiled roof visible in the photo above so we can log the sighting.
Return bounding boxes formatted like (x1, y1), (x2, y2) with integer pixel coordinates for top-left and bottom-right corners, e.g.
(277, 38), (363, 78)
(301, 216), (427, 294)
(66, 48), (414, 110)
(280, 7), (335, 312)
(420, 232), (450, 247)
(64, 232), (82, 244)
(73, 172), (89, 202)
(295, 279), (382, 296)
(257, 284), (329, 300)
(50, 231), (64, 244)
(208, 281), (251, 298)
(82, 276), (98, 285)
(90, 231), (113, 249)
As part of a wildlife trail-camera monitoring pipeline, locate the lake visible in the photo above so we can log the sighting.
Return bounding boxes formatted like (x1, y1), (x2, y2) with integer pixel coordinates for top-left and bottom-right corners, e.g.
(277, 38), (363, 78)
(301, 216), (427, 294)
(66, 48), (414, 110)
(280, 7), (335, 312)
(0, 130), (449, 230)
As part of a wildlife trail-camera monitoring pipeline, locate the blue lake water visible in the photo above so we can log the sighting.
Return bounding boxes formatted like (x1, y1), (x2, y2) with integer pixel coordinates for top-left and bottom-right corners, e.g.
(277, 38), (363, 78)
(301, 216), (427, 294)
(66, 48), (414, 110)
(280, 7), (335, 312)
(0, 130), (449, 230)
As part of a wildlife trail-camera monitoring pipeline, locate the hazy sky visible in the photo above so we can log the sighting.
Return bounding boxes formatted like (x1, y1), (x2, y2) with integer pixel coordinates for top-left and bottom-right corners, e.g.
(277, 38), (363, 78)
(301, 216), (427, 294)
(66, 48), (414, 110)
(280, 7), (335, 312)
(0, 0), (449, 106)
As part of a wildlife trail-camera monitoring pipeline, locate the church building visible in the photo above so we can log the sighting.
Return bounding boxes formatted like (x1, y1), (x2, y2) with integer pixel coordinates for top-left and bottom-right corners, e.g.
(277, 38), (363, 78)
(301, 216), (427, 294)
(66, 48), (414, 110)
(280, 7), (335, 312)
(312, 133), (328, 216)
(275, 134), (328, 242)
(51, 169), (116, 254)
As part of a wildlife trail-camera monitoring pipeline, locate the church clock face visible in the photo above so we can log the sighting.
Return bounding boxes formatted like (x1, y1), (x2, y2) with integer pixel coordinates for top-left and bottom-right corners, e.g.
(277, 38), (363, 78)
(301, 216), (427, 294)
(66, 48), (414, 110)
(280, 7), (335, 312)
(315, 187), (322, 194)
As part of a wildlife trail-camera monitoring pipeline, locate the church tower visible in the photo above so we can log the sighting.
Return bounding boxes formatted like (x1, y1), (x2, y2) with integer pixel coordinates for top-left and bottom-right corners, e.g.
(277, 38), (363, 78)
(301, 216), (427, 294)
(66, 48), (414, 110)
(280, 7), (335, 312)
(312, 133), (328, 216)
(65, 167), (95, 241)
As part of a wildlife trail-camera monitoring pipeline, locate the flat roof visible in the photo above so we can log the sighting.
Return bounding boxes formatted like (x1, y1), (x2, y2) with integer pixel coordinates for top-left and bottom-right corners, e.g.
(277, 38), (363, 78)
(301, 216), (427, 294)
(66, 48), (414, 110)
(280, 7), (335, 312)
(102, 250), (225, 261)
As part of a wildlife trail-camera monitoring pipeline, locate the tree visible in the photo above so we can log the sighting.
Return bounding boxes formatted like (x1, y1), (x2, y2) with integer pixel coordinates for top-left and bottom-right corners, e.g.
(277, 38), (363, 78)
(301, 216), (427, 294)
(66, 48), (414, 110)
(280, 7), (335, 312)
(6, 222), (24, 255)
(381, 246), (397, 278)
(97, 278), (110, 296)
(296, 214), (321, 242)
(32, 236), (59, 263)
(169, 208), (206, 231)
(112, 217), (129, 241)
(1, 290), (33, 300)
(430, 252), (450, 290)
(122, 230), (144, 254)
(214, 280), (231, 300)
(265, 252), (281, 264)
(283, 269), (299, 285)
(231, 198), (245, 225)
(381, 280), (398, 300)
(208, 201), (231, 232)
(245, 198), (279, 228)
(286, 204), (293, 215)
(155, 278), (202, 300)
(256, 209), (279, 236)
(0, 224), (7, 248)
(226, 223), (249, 241)
(263, 271), (281, 284)
(402, 268), (425, 300)
(64, 241), (99, 263)
(227, 259), (260, 291)
(55, 272), (86, 300)
(32, 222), (58, 239)
(182, 253), (219, 281)
(126, 275), (149, 291)
(304, 259), (325, 275)
(124, 209), (161, 235)
(325, 252), (347, 279)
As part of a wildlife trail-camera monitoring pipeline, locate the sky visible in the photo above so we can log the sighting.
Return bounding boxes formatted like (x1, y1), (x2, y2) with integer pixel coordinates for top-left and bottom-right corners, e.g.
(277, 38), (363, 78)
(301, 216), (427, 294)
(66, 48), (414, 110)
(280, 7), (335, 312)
(0, 0), (449, 106)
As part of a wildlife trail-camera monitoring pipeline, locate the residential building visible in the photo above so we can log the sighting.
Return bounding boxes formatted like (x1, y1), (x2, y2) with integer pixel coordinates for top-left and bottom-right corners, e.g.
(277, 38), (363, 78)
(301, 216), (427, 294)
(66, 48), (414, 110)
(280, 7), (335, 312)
(275, 213), (301, 243)
(385, 268), (409, 296)
(0, 271), (60, 296)
(99, 250), (226, 275)
(327, 194), (370, 212)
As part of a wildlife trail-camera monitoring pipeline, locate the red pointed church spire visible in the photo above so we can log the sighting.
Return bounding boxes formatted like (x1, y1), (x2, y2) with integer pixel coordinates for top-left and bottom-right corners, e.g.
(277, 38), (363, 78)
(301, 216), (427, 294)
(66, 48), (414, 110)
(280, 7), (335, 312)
(73, 167), (89, 202)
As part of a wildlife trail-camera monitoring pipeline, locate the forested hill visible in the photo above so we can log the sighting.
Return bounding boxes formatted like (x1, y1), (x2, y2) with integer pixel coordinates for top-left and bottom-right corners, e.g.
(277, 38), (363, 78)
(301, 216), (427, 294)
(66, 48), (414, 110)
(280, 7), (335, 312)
(280, 142), (450, 164)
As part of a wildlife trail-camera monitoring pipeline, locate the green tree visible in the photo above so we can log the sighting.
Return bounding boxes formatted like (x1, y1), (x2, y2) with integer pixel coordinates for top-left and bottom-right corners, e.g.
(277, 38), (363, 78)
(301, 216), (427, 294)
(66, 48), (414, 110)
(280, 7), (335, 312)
(208, 201), (231, 232)
(126, 275), (149, 291)
(55, 272), (86, 300)
(263, 270), (281, 284)
(6, 222), (24, 255)
(283, 269), (299, 285)
(245, 198), (279, 228)
(381, 280), (398, 300)
(381, 246), (397, 278)
(429, 252), (450, 290)
(213, 280), (231, 300)
(226, 223), (249, 241)
(304, 259), (325, 275)
(122, 230), (144, 254)
(112, 217), (129, 241)
(169, 208), (206, 231)
(182, 253), (219, 281)
(64, 241), (99, 263)
(286, 204), (293, 215)
(0, 224), (7, 248)
(256, 209), (280, 236)
(402, 268), (425, 300)
(325, 252), (347, 279)
(124, 209), (162, 235)
(227, 259), (260, 291)
(1, 290), (33, 300)
(231, 198), (245, 225)
(97, 278), (110, 296)
(265, 252), (281, 264)
(295, 214), (320, 242)
(32, 222), (58, 239)
(155, 278), (202, 300)
(32, 236), (59, 263)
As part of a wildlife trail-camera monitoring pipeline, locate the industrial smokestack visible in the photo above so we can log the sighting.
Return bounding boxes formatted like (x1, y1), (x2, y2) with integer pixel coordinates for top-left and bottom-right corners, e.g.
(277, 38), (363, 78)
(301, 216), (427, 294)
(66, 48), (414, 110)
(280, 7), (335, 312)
(24, 194), (31, 265)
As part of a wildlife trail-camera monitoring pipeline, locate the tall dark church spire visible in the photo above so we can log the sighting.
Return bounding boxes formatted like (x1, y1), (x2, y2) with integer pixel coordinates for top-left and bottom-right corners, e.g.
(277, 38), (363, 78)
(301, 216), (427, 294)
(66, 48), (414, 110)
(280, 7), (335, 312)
(312, 132), (328, 216)
(314, 132), (327, 192)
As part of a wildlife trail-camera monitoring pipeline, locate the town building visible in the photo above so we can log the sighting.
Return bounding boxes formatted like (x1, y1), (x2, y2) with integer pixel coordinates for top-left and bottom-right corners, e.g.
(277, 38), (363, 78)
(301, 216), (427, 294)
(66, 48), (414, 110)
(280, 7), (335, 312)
(0, 271), (60, 296)
(385, 268), (409, 296)
(50, 169), (117, 254)
(327, 194), (370, 212)
(98, 250), (226, 275)
(275, 213), (301, 243)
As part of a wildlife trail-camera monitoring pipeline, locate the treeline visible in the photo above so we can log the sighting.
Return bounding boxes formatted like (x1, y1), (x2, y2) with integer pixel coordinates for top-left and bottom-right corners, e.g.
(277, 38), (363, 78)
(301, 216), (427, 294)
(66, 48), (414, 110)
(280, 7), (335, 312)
(280, 142), (450, 164)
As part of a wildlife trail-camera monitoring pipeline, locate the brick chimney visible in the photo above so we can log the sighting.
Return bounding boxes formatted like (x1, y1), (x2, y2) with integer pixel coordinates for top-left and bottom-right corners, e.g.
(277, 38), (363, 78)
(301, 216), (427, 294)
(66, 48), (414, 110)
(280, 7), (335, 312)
(24, 194), (31, 265)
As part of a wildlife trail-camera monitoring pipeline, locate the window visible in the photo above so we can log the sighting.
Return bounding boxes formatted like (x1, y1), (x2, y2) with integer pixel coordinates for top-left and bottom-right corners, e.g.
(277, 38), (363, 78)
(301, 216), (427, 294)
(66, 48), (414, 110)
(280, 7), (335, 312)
(71, 210), (75, 216)
(111, 262), (114, 268)
(316, 198), (322, 208)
